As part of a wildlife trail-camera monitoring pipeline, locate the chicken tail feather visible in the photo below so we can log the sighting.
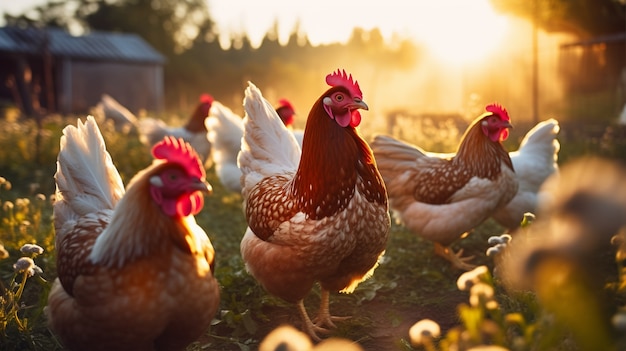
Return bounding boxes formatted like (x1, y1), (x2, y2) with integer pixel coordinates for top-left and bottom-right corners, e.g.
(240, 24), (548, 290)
(54, 116), (125, 235)
(238, 82), (300, 197)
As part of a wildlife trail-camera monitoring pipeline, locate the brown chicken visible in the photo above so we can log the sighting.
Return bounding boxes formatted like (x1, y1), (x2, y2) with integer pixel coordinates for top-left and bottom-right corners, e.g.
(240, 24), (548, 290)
(238, 71), (390, 341)
(47, 116), (219, 351)
(371, 104), (518, 270)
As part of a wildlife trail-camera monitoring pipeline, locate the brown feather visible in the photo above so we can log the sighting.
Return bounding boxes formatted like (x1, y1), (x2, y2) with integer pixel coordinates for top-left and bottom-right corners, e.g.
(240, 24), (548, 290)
(412, 114), (514, 205)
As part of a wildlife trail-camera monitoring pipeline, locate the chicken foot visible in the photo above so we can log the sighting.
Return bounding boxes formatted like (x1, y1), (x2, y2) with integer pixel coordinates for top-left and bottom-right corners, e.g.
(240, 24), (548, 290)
(297, 300), (329, 342)
(312, 289), (351, 329)
(433, 242), (476, 271)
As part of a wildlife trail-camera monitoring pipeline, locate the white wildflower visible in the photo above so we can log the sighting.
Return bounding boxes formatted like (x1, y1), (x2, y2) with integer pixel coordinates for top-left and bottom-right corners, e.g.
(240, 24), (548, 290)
(469, 282), (498, 309)
(409, 319), (441, 346)
(13, 257), (35, 274)
(20, 243), (44, 255)
(612, 310), (626, 331)
(457, 265), (489, 291)
(3, 201), (14, 211)
(15, 198), (30, 208)
(0, 243), (8, 259)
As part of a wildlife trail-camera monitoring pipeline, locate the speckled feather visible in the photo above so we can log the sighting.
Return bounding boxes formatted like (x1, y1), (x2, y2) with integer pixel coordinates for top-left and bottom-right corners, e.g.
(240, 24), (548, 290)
(371, 110), (518, 246)
(239, 82), (389, 302)
(48, 117), (219, 351)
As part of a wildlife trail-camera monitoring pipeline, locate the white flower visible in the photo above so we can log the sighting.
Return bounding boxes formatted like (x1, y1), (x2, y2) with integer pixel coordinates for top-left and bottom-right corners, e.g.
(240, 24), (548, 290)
(612, 311), (626, 331)
(457, 265), (489, 291)
(12, 257), (43, 276)
(469, 282), (498, 309)
(409, 319), (440, 346)
(0, 243), (8, 259)
(13, 257), (35, 274)
(3, 201), (14, 211)
(20, 243), (44, 255)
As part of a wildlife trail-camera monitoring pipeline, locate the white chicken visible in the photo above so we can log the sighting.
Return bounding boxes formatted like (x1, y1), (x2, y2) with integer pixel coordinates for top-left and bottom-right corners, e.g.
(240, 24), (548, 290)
(491, 118), (560, 230)
(138, 94), (214, 165)
(91, 94), (138, 133)
(206, 98), (301, 193)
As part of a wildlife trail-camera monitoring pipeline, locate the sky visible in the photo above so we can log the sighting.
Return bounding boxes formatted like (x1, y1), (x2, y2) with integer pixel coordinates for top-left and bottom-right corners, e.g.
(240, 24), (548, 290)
(0, 0), (510, 65)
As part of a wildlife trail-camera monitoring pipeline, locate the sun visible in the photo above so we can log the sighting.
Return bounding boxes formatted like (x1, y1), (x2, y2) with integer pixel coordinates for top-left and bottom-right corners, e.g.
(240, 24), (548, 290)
(408, 0), (510, 66)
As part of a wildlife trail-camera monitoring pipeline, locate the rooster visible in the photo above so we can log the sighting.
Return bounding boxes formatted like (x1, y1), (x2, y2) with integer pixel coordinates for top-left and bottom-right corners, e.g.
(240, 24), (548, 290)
(371, 104), (517, 270)
(491, 118), (560, 230)
(138, 94), (214, 165)
(238, 70), (390, 341)
(206, 98), (301, 193)
(47, 116), (219, 351)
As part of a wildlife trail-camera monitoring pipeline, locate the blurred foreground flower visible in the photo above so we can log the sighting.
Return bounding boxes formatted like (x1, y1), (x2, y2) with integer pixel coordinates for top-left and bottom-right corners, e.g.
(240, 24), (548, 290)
(409, 319), (440, 349)
(499, 157), (626, 351)
(457, 265), (489, 291)
(258, 324), (364, 351)
(0, 242), (8, 259)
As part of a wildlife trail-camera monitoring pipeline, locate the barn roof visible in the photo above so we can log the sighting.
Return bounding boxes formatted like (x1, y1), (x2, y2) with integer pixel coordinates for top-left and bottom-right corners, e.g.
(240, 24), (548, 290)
(0, 26), (166, 64)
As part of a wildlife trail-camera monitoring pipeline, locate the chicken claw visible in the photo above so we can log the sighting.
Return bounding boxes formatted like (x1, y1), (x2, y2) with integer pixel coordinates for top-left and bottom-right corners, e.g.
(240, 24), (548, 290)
(434, 242), (476, 271)
(313, 289), (351, 329)
(297, 300), (329, 342)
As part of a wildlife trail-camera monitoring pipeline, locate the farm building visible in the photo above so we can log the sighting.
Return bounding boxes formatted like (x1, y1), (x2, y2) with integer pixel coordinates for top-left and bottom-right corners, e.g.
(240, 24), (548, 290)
(0, 25), (166, 117)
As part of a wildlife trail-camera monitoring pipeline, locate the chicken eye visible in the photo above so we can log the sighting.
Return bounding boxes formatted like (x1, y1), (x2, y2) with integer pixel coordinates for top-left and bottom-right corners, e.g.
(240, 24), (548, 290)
(334, 93), (344, 102)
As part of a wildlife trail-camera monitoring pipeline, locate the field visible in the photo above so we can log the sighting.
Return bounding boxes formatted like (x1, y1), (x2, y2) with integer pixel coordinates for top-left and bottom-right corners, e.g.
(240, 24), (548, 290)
(1, 114), (626, 351)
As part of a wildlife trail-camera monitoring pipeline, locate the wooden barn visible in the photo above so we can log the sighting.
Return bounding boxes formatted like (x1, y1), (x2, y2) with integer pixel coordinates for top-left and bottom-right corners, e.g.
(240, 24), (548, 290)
(0, 25), (166, 117)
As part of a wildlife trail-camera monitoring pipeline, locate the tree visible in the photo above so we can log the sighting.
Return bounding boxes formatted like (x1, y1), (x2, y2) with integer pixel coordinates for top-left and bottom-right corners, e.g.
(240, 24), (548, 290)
(490, 0), (625, 38)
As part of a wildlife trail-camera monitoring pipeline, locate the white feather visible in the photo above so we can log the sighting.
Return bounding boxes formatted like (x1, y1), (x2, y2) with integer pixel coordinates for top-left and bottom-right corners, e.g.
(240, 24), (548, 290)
(491, 118), (560, 228)
(205, 101), (245, 193)
(54, 116), (125, 242)
(237, 82), (301, 198)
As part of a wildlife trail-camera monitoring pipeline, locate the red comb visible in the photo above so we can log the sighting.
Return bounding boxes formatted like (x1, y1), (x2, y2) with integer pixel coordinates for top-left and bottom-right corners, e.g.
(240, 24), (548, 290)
(485, 103), (510, 122)
(152, 136), (205, 180)
(325, 69), (362, 99)
(199, 93), (214, 104)
(277, 98), (294, 111)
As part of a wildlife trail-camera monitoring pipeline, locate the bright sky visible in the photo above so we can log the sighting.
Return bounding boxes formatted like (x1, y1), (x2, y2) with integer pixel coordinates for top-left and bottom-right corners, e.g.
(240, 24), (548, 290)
(206, 0), (509, 64)
(1, 0), (510, 65)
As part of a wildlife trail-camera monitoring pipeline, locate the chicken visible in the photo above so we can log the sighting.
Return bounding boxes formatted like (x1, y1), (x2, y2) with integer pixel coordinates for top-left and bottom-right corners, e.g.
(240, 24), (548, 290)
(238, 70), (390, 341)
(276, 98), (304, 145)
(491, 118), (560, 230)
(138, 94), (214, 165)
(46, 116), (219, 351)
(206, 98), (302, 193)
(371, 104), (517, 270)
(91, 94), (138, 133)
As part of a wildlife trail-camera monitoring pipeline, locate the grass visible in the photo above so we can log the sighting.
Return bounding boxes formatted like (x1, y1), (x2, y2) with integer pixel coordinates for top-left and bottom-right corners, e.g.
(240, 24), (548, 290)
(0, 114), (625, 350)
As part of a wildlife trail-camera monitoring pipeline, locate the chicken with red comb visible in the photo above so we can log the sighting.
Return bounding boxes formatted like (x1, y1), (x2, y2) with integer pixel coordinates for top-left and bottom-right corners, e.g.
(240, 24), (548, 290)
(238, 70), (389, 341)
(371, 104), (518, 270)
(47, 117), (219, 351)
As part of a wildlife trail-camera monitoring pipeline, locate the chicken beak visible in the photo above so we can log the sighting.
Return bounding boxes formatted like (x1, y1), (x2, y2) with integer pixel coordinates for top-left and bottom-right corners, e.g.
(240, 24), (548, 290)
(191, 178), (213, 195)
(351, 98), (369, 111)
(503, 121), (513, 129)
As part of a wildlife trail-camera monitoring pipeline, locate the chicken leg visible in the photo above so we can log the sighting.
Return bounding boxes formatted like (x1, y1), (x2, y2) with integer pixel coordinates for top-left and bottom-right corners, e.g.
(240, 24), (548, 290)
(313, 289), (351, 329)
(433, 242), (476, 271)
(297, 300), (328, 342)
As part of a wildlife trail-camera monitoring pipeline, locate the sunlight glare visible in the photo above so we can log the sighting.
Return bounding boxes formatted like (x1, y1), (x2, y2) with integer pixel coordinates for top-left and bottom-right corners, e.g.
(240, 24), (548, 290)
(208, 0), (509, 65)
(409, 0), (509, 65)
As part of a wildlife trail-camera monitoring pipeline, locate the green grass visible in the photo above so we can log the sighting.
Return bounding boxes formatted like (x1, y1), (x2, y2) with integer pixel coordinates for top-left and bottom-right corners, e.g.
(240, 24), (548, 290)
(0, 114), (625, 350)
